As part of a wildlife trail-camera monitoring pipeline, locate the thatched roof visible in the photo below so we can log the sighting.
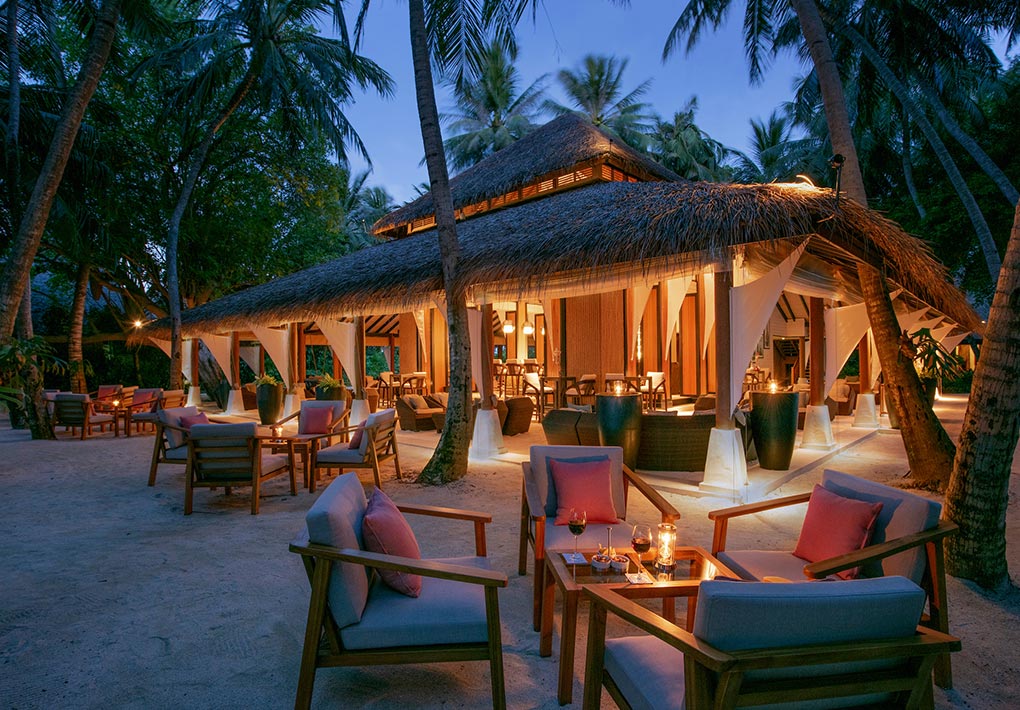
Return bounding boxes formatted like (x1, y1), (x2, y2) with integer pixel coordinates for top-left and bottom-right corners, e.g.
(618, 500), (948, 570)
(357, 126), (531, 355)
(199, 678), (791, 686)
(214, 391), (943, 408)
(371, 114), (683, 235)
(140, 180), (979, 340)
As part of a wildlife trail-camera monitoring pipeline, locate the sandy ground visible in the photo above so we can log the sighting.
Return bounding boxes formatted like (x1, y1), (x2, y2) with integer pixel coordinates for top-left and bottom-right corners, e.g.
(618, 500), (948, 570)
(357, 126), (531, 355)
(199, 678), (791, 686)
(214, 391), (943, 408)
(1, 396), (1017, 709)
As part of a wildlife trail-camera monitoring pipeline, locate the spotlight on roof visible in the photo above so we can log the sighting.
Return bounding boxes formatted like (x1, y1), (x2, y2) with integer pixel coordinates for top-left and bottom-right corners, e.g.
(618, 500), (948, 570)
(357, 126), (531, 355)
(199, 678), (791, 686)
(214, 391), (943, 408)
(828, 153), (846, 169)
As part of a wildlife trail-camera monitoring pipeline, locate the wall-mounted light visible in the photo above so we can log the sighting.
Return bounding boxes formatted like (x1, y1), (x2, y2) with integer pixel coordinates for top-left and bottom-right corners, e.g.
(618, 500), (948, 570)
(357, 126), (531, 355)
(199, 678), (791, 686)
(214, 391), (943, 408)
(502, 321), (515, 335)
(522, 320), (535, 336)
(133, 320), (143, 328)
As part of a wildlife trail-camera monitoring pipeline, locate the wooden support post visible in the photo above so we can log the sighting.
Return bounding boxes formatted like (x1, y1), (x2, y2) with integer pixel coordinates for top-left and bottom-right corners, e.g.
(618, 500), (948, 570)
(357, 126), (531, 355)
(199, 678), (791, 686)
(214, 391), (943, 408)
(190, 338), (201, 393)
(858, 334), (871, 393)
(297, 324), (307, 385)
(480, 305), (494, 410)
(810, 298), (826, 406)
(387, 333), (395, 371)
(516, 301), (528, 361)
(230, 332), (241, 388)
(714, 269), (733, 430)
(288, 323), (300, 395)
(258, 344), (265, 377)
(559, 299), (568, 376)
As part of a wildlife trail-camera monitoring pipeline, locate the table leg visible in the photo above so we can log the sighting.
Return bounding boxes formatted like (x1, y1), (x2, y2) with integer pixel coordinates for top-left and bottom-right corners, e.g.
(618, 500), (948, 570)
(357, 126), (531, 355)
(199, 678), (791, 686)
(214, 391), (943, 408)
(557, 589), (579, 705)
(540, 561), (554, 657)
(662, 597), (676, 625)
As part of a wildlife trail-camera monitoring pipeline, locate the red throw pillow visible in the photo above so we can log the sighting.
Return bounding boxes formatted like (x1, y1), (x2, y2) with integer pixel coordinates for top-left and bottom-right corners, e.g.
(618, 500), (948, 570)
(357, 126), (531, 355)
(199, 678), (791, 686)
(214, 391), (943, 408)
(793, 485), (883, 579)
(361, 488), (422, 597)
(348, 422), (366, 450)
(549, 457), (619, 525)
(179, 412), (210, 430)
(300, 406), (333, 435)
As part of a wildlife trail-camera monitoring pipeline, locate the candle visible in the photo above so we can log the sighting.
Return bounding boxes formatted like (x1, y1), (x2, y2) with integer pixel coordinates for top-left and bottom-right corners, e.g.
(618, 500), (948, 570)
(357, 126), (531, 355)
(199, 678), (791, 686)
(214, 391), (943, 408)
(769, 380), (778, 394)
(613, 381), (624, 395)
(656, 522), (676, 571)
(272, 426), (283, 438)
(112, 399), (120, 407)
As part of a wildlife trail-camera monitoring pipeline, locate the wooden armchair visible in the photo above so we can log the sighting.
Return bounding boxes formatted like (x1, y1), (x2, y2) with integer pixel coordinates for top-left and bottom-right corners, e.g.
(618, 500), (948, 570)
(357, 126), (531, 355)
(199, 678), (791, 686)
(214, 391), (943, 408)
(290, 473), (508, 709)
(708, 468), (957, 688)
(123, 388), (163, 434)
(311, 408), (401, 491)
(270, 400), (350, 487)
(52, 393), (118, 439)
(518, 445), (680, 630)
(184, 422), (296, 515)
(582, 577), (960, 710)
(395, 394), (443, 431)
(522, 372), (555, 419)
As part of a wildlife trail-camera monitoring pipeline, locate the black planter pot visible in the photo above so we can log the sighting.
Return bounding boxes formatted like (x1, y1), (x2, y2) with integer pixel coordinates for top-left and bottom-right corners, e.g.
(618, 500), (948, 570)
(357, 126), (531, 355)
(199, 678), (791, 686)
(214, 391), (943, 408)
(596, 393), (643, 470)
(256, 383), (285, 425)
(750, 391), (800, 471)
(315, 385), (345, 401)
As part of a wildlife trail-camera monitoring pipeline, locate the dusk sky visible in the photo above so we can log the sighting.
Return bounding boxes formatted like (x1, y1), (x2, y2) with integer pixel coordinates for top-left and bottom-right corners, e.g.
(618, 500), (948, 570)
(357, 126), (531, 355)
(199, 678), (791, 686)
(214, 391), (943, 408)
(343, 1), (807, 204)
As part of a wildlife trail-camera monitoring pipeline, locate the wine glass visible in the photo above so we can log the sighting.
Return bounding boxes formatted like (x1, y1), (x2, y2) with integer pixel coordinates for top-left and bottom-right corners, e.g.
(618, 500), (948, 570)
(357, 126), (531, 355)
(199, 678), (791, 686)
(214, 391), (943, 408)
(631, 524), (652, 561)
(568, 508), (587, 555)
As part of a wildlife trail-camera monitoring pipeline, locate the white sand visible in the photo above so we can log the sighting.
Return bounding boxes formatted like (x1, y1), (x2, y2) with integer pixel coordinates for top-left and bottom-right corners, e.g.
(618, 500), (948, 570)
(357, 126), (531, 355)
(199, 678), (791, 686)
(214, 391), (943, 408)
(1, 396), (1016, 708)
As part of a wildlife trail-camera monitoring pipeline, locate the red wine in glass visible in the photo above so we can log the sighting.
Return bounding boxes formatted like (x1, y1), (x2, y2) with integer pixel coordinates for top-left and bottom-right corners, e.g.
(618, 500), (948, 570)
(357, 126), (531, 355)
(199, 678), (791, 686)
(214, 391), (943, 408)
(631, 524), (652, 555)
(568, 509), (587, 554)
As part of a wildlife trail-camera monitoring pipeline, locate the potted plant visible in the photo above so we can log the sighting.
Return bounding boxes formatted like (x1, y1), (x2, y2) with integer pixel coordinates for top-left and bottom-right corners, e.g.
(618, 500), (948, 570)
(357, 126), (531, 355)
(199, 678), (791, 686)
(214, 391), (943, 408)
(315, 373), (346, 402)
(255, 374), (285, 424)
(910, 328), (966, 407)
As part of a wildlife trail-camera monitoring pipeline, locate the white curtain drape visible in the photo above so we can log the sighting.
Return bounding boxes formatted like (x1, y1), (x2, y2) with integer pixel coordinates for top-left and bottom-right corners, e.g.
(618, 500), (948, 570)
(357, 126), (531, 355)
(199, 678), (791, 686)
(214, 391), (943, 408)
(466, 308), (483, 391)
(823, 301), (871, 395)
(251, 326), (292, 386)
(701, 270), (715, 359)
(414, 309), (428, 365)
(239, 345), (261, 374)
(542, 299), (561, 376)
(729, 242), (807, 407)
(629, 285), (652, 367)
(661, 275), (694, 366)
(315, 320), (357, 383)
(201, 334), (235, 385)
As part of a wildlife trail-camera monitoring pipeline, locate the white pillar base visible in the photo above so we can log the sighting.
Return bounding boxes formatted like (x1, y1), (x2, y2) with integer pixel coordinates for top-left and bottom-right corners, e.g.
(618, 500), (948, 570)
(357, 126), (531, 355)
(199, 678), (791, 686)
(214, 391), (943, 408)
(350, 399), (370, 427)
(700, 427), (748, 495)
(283, 393), (301, 419)
(186, 386), (202, 407)
(853, 393), (879, 428)
(225, 389), (246, 415)
(801, 404), (836, 450)
(469, 408), (508, 459)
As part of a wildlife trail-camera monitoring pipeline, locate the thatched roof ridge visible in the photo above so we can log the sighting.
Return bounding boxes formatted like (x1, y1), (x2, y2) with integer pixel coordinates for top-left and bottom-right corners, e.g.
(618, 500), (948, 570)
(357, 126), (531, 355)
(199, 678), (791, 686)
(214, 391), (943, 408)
(372, 114), (683, 234)
(142, 181), (979, 340)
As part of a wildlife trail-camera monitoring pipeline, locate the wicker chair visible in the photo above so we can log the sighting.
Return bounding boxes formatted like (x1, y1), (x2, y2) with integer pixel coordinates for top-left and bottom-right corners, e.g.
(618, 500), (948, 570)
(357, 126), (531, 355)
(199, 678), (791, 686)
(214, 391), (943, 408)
(501, 397), (534, 436)
(395, 394), (443, 431)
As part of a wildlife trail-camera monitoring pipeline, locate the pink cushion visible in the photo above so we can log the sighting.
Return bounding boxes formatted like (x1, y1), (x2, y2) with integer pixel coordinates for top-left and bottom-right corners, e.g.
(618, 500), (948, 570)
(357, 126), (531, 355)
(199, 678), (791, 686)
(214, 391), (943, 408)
(179, 412), (210, 430)
(348, 422), (366, 450)
(361, 488), (422, 597)
(550, 457), (618, 525)
(97, 385), (119, 399)
(300, 406), (333, 435)
(793, 485), (883, 579)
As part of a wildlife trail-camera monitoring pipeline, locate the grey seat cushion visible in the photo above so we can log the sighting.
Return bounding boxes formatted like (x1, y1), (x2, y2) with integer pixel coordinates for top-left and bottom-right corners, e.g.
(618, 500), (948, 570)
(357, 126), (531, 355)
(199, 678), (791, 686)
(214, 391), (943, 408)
(340, 556), (491, 650)
(260, 453), (290, 474)
(305, 473), (369, 628)
(316, 446), (366, 465)
(90, 413), (115, 424)
(605, 635), (685, 710)
(164, 445), (188, 461)
(716, 550), (809, 581)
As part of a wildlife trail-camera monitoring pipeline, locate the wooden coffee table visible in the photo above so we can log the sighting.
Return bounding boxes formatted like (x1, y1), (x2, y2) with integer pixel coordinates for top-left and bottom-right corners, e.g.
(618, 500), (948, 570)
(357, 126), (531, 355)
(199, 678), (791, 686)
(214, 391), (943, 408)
(541, 545), (736, 705)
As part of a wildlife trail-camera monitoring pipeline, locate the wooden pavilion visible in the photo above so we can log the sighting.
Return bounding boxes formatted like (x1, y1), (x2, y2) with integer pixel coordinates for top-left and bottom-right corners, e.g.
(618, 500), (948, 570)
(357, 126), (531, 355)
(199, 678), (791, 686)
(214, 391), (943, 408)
(140, 114), (979, 492)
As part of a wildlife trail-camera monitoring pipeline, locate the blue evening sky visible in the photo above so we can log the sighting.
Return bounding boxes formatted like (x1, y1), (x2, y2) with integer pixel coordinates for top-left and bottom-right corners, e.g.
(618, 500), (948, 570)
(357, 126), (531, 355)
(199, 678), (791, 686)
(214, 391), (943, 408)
(341, 1), (1014, 206)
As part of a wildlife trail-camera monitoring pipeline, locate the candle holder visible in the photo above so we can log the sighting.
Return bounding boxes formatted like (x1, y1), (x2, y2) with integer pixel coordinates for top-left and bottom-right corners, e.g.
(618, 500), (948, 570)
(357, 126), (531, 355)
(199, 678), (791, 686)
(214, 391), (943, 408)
(655, 522), (676, 574)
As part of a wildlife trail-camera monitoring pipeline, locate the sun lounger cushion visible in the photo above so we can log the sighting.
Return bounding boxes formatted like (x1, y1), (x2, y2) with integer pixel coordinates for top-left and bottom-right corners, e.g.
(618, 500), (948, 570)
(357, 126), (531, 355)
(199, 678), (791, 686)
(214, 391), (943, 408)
(793, 485), (883, 579)
(362, 488), (422, 597)
(715, 549), (810, 582)
(604, 636), (684, 710)
(164, 445), (189, 461)
(340, 556), (491, 650)
(821, 470), (941, 582)
(529, 446), (625, 520)
(305, 473), (370, 628)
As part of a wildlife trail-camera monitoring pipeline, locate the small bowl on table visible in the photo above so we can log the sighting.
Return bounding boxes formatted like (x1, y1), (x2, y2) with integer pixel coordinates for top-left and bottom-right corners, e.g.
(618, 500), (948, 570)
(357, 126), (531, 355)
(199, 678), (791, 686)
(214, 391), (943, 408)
(610, 555), (629, 573)
(590, 553), (612, 571)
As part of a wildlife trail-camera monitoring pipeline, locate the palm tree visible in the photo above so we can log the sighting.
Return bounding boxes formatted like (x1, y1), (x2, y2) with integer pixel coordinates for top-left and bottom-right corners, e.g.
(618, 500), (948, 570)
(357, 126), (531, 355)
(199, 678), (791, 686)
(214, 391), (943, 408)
(734, 109), (824, 184)
(545, 54), (653, 150)
(664, 0), (957, 493)
(647, 98), (733, 181)
(0, 0), (121, 341)
(140, 0), (392, 389)
(442, 39), (546, 171)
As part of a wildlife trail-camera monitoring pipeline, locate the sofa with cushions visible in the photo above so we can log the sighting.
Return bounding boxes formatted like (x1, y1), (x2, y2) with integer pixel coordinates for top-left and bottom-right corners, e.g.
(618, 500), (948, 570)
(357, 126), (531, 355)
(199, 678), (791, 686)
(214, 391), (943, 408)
(395, 394), (445, 431)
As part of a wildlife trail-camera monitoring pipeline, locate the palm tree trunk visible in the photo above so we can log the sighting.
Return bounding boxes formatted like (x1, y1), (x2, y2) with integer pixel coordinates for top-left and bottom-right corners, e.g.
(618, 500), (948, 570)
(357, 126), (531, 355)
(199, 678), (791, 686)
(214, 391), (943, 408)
(68, 262), (90, 393)
(408, 0), (471, 483)
(0, 0), (121, 340)
(914, 78), (1018, 207)
(945, 202), (1020, 589)
(5, 0), (21, 241)
(166, 69), (258, 389)
(836, 21), (1002, 283)
(791, 0), (957, 489)
(899, 111), (926, 219)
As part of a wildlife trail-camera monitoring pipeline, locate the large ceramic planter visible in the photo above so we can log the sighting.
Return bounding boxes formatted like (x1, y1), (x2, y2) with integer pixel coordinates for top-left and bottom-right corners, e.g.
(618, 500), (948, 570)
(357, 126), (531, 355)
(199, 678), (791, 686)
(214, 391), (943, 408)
(750, 391), (800, 471)
(596, 393), (642, 470)
(256, 383), (285, 424)
(315, 385), (345, 402)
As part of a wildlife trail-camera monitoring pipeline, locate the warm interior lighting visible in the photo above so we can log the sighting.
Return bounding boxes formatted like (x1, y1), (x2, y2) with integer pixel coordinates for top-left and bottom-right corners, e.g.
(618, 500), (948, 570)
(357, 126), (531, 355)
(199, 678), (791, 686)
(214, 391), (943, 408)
(612, 381), (625, 396)
(796, 174), (816, 187)
(769, 380), (778, 394)
(133, 320), (143, 328)
(112, 399), (120, 407)
(502, 321), (515, 335)
(522, 320), (535, 336)
(656, 523), (676, 571)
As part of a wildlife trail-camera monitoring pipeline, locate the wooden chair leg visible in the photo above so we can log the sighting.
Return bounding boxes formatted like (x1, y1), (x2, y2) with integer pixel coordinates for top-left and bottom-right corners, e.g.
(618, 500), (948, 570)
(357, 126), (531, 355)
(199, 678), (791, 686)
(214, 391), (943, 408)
(392, 439), (402, 480)
(295, 560), (331, 710)
(485, 586), (506, 710)
(251, 476), (260, 515)
(148, 447), (162, 486)
(532, 552), (545, 631)
(518, 483), (530, 576)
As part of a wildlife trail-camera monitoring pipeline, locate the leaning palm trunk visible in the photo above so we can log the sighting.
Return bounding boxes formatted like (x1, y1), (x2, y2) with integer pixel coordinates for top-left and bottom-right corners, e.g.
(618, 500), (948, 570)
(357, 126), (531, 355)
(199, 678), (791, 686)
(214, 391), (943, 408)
(408, 0), (471, 483)
(68, 262), (90, 393)
(166, 70), (257, 390)
(791, 0), (956, 488)
(945, 202), (1020, 589)
(0, 0), (121, 340)
(837, 21), (1001, 283)
(899, 112), (926, 219)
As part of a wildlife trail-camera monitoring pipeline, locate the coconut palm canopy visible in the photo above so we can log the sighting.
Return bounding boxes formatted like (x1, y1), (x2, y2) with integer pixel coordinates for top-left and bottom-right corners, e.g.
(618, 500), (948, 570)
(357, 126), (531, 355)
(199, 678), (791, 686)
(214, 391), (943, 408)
(142, 178), (979, 340)
(372, 113), (682, 236)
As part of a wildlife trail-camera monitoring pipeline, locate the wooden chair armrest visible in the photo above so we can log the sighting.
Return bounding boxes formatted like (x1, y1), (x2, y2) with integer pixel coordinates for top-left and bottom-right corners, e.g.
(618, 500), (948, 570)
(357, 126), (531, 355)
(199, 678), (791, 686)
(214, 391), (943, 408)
(398, 503), (492, 556)
(804, 520), (959, 578)
(707, 492), (812, 522)
(271, 411), (299, 427)
(623, 464), (680, 523)
(583, 586), (732, 670)
(290, 542), (508, 587)
(207, 417), (232, 424)
(327, 411), (352, 433)
(160, 422), (190, 436)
